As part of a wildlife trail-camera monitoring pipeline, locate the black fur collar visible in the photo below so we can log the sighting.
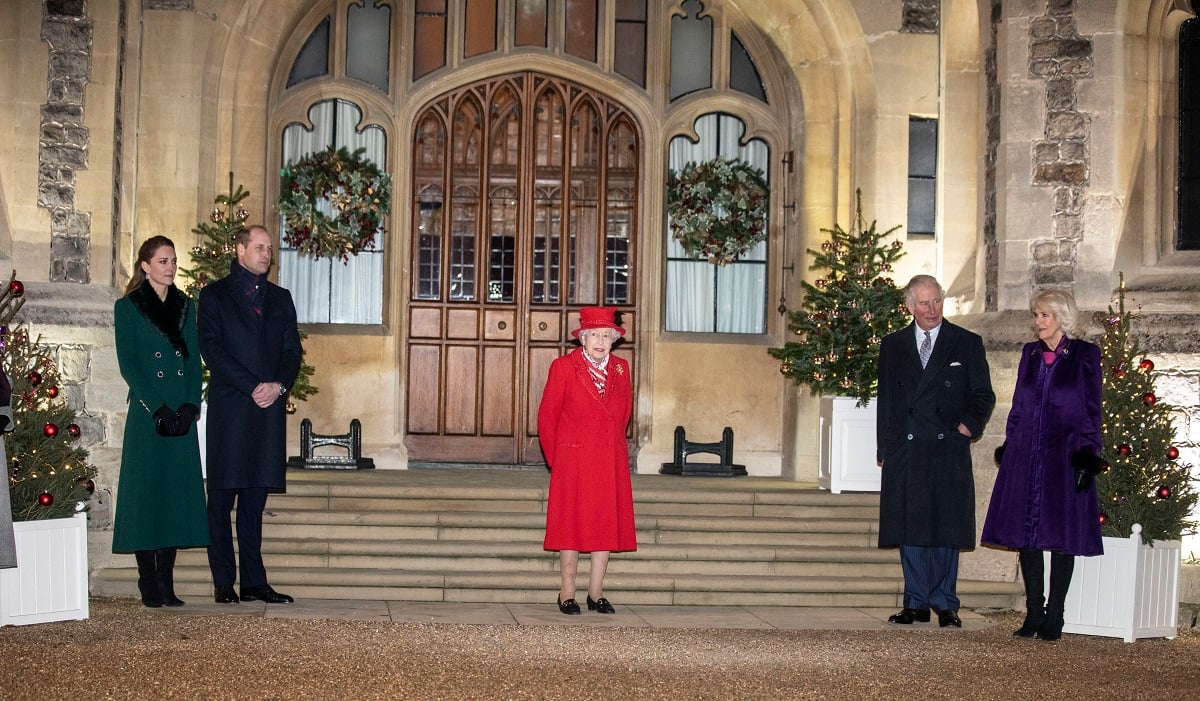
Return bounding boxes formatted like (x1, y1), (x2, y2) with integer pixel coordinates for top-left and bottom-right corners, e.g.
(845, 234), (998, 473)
(129, 280), (189, 357)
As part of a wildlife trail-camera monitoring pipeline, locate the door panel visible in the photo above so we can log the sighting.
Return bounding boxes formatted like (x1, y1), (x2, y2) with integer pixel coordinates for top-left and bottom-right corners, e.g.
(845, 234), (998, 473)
(406, 72), (640, 464)
(444, 346), (478, 434)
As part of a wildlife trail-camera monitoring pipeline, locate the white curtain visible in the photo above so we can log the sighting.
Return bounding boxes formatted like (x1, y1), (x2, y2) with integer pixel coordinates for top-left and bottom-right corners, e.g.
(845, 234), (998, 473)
(666, 113), (769, 333)
(279, 99), (386, 324)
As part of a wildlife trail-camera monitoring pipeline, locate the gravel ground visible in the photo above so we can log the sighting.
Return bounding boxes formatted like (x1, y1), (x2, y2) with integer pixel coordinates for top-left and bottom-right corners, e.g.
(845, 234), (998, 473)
(1, 599), (1198, 700)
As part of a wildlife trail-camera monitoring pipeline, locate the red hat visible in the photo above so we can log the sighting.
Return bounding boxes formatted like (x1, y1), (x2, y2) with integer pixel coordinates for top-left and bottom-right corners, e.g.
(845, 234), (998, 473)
(572, 306), (626, 338)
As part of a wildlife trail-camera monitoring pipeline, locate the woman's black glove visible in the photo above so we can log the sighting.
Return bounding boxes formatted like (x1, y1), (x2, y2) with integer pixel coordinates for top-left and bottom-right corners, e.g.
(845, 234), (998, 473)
(154, 404), (188, 437)
(1070, 451), (1104, 492)
(176, 403), (201, 425)
(993, 443), (1006, 466)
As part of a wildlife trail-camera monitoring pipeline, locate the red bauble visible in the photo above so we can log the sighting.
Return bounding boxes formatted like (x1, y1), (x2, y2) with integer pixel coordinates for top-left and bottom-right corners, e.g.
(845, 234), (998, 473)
(1142, 392), (1157, 405)
(1139, 358), (1155, 372)
(47, 386), (59, 399)
(77, 478), (95, 494)
(1117, 443), (1132, 456)
(43, 423), (58, 438)
(1157, 485), (1172, 499)
(37, 492), (53, 507)
(1098, 512), (1108, 525)
(1167, 446), (1180, 460)
(1112, 368), (1126, 379)
(1100, 461), (1110, 473)
(9, 280), (24, 297)
(28, 370), (41, 386)
(67, 423), (81, 438)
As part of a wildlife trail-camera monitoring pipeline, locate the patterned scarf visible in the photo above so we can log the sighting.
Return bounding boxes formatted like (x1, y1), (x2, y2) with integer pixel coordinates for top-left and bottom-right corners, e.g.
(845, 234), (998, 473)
(230, 259), (266, 316)
(583, 350), (609, 397)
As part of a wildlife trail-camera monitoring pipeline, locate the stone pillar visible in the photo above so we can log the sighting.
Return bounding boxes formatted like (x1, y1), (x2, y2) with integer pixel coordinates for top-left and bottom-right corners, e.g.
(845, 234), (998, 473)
(39, 0), (93, 283)
(1028, 2), (1092, 292)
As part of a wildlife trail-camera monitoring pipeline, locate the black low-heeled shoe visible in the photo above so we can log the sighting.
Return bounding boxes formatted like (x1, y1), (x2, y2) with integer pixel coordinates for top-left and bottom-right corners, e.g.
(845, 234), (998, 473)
(587, 596), (615, 614)
(557, 595), (581, 615)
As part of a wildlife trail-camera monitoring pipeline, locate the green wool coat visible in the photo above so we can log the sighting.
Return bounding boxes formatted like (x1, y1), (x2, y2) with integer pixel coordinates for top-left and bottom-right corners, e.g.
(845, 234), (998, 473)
(111, 283), (209, 553)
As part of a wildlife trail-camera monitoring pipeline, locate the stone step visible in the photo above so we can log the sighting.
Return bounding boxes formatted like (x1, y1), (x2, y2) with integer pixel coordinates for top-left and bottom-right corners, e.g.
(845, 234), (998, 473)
(92, 566), (1019, 609)
(89, 471), (1015, 610)
(272, 484), (880, 520)
(158, 540), (902, 577)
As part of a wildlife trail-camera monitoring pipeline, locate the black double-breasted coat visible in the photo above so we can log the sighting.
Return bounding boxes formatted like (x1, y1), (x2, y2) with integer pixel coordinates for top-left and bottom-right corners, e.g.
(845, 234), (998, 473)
(876, 321), (996, 549)
(198, 273), (302, 491)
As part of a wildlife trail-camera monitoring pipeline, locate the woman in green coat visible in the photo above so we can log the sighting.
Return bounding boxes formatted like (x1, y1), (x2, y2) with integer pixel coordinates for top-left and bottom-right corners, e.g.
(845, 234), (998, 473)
(113, 235), (209, 607)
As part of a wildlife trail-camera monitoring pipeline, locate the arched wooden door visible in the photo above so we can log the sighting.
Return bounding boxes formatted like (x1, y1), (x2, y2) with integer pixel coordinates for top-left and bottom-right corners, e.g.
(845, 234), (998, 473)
(406, 72), (640, 464)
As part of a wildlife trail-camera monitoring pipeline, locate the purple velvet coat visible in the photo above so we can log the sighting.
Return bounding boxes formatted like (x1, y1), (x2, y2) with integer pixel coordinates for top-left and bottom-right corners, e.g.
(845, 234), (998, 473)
(980, 338), (1104, 556)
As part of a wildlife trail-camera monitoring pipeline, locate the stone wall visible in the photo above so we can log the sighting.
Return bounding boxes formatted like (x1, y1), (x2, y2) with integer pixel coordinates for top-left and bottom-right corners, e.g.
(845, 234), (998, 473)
(39, 0), (94, 283)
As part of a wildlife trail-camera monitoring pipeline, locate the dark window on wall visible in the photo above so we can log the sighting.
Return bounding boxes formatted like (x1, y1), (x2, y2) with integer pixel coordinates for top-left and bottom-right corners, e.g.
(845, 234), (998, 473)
(670, 0), (712, 100)
(464, 0), (498, 58)
(729, 32), (766, 102)
(347, 2), (390, 92)
(287, 16), (330, 87)
(515, 0), (548, 48)
(565, 0), (598, 62)
(1179, 18), (1200, 250)
(414, 0), (448, 79)
(614, 0), (646, 86)
(907, 116), (938, 237)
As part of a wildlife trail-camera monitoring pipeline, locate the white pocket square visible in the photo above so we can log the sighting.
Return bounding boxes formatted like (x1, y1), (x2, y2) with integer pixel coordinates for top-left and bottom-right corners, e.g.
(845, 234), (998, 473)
(949, 361), (962, 367)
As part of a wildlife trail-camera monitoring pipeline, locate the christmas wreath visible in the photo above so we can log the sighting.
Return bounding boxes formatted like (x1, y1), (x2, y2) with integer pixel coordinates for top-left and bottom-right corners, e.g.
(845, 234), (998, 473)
(279, 146), (392, 261)
(666, 157), (769, 265)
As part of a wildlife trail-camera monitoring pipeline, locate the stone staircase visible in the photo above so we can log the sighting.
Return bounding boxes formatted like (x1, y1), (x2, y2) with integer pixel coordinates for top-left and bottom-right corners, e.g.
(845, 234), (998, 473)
(91, 469), (1021, 608)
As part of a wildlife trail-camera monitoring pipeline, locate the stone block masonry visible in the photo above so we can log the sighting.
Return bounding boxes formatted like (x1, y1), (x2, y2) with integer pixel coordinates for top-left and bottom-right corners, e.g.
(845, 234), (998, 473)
(1028, 0), (1093, 292)
(39, 1), (93, 283)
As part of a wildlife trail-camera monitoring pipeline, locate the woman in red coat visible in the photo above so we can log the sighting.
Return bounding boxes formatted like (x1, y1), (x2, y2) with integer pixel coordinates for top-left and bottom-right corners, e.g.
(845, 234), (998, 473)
(538, 307), (636, 615)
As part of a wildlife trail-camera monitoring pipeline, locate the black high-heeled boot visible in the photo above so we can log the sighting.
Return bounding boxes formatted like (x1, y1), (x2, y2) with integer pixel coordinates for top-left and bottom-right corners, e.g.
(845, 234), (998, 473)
(1038, 552), (1075, 642)
(1013, 549), (1045, 638)
(156, 548), (185, 606)
(134, 550), (163, 608)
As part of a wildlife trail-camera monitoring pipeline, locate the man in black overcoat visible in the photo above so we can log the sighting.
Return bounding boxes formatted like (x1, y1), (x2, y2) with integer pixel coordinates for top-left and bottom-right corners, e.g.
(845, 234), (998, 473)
(199, 224), (303, 604)
(876, 275), (995, 628)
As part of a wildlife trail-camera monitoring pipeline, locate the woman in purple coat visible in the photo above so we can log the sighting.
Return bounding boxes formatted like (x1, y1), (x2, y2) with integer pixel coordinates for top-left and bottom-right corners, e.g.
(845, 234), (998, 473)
(981, 289), (1103, 642)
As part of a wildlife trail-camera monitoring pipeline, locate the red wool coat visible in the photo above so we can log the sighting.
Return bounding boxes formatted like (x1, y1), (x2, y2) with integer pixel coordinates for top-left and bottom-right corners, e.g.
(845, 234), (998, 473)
(538, 348), (637, 553)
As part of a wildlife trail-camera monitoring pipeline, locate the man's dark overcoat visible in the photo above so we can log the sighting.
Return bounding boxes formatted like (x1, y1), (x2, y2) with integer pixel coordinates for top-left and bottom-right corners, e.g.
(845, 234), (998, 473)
(198, 274), (302, 491)
(980, 338), (1103, 556)
(876, 320), (995, 549)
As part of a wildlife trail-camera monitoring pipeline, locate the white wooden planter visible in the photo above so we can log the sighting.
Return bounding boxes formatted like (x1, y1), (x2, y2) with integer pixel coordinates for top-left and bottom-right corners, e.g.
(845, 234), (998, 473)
(817, 396), (880, 493)
(1052, 524), (1179, 642)
(0, 513), (89, 626)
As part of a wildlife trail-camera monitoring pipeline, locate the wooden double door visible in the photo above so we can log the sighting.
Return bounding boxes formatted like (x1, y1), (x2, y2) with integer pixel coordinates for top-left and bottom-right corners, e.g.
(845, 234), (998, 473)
(405, 72), (640, 464)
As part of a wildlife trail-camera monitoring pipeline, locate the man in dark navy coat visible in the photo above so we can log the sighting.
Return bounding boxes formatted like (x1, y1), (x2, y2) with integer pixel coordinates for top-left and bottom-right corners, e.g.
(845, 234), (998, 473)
(199, 224), (303, 604)
(876, 275), (995, 628)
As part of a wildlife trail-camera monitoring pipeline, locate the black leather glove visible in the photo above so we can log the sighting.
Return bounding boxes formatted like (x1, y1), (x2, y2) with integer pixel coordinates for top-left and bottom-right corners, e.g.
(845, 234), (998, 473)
(176, 403), (201, 425)
(1071, 451), (1104, 493)
(994, 443), (1006, 466)
(0, 415), (9, 432)
(154, 404), (185, 437)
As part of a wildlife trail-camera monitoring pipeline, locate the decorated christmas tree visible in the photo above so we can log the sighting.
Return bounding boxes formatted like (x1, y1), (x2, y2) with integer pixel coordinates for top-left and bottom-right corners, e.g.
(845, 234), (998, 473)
(769, 191), (909, 405)
(2, 275), (99, 521)
(178, 181), (318, 409)
(1097, 277), (1198, 543)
